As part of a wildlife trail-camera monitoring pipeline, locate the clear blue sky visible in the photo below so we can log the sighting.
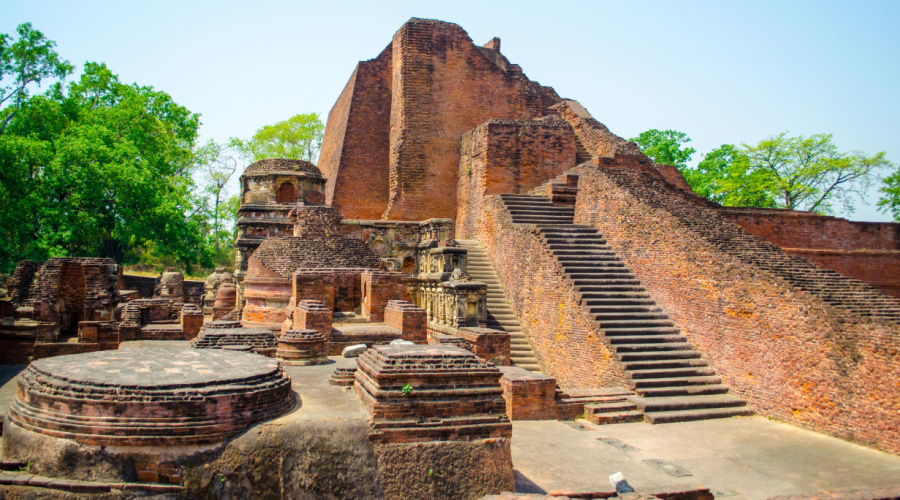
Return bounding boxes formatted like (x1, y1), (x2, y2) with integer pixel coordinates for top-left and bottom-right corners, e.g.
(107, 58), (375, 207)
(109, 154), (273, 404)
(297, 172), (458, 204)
(5, 1), (899, 221)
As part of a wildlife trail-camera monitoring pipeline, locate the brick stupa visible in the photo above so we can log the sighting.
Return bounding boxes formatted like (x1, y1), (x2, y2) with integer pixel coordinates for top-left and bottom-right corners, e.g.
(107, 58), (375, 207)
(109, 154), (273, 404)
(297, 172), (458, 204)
(355, 344), (510, 443)
(6, 348), (294, 446)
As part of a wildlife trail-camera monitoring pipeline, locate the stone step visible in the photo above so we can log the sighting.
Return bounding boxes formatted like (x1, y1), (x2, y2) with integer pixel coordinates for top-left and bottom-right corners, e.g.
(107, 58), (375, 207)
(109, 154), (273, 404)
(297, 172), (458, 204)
(635, 384), (730, 397)
(593, 312), (669, 321)
(579, 291), (652, 299)
(559, 263), (627, 270)
(630, 375), (723, 388)
(575, 283), (645, 291)
(608, 335), (688, 345)
(585, 410), (645, 425)
(536, 225), (596, 232)
(628, 367), (718, 379)
(643, 406), (754, 424)
(602, 327), (681, 336)
(598, 319), (675, 328)
(584, 401), (638, 413)
(548, 244), (610, 250)
(582, 296), (655, 304)
(509, 208), (575, 215)
(617, 350), (702, 362)
(613, 342), (693, 352)
(544, 237), (607, 245)
(630, 394), (747, 413)
(589, 305), (662, 313)
(569, 273), (637, 281)
(621, 358), (707, 371)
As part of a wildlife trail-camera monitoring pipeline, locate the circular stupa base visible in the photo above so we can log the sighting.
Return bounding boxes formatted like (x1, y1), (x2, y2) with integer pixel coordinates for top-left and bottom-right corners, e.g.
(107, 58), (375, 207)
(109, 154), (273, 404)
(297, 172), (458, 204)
(6, 348), (295, 447)
(277, 329), (329, 366)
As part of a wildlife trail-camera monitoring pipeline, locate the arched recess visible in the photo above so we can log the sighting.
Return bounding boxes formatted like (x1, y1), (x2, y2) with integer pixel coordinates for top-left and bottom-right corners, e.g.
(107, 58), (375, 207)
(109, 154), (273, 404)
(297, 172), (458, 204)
(276, 182), (296, 204)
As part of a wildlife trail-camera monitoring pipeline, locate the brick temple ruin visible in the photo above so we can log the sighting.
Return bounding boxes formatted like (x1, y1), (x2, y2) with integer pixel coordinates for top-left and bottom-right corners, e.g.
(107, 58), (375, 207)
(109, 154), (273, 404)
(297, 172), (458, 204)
(1, 16), (899, 499)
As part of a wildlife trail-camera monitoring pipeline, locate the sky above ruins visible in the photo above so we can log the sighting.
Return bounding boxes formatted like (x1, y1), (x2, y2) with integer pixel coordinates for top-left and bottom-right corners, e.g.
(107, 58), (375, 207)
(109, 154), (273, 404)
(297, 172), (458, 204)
(5, 0), (900, 221)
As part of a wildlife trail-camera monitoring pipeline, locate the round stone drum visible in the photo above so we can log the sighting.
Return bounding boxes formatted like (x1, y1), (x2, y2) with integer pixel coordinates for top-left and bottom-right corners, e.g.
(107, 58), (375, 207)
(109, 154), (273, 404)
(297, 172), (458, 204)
(6, 348), (295, 446)
(277, 329), (328, 365)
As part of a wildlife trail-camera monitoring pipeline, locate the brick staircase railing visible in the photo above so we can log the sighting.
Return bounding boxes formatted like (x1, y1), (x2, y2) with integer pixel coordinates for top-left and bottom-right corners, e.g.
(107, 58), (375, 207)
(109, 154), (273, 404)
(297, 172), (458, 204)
(497, 193), (753, 424)
(597, 168), (900, 324)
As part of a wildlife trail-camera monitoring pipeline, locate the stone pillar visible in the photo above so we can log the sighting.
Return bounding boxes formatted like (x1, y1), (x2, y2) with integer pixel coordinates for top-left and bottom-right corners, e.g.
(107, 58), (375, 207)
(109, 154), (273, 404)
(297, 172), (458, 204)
(180, 304), (204, 340)
(293, 300), (333, 340)
(384, 300), (427, 343)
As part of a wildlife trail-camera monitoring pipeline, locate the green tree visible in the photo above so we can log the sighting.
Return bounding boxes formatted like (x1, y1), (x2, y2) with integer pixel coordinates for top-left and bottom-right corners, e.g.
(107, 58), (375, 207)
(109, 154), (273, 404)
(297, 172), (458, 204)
(727, 133), (891, 215)
(629, 129), (696, 168)
(196, 140), (238, 252)
(686, 144), (776, 208)
(0, 23), (73, 133)
(230, 112), (324, 163)
(0, 57), (205, 271)
(877, 168), (900, 222)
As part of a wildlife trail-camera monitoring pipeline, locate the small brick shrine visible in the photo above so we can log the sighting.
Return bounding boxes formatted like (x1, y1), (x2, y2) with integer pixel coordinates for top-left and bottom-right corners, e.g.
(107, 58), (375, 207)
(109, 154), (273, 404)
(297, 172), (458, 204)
(355, 344), (511, 443)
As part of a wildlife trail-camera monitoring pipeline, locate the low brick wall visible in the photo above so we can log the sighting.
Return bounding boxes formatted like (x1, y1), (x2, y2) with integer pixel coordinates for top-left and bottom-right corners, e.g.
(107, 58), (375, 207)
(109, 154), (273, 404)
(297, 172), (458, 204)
(499, 366), (557, 420)
(575, 166), (900, 455)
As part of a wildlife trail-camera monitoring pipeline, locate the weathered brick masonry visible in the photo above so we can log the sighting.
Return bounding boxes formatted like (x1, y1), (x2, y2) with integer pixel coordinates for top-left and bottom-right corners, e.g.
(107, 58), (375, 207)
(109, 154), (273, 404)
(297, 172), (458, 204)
(720, 207), (900, 298)
(574, 166), (900, 454)
(457, 117), (575, 237)
(319, 45), (393, 220)
(474, 194), (628, 389)
(321, 18), (563, 223)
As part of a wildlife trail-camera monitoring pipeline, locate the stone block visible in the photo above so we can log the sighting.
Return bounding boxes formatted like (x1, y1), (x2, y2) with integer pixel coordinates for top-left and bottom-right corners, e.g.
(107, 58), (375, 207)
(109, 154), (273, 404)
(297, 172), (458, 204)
(294, 299), (333, 339)
(384, 300), (427, 343)
(277, 329), (328, 365)
(355, 344), (511, 443)
(499, 366), (558, 421)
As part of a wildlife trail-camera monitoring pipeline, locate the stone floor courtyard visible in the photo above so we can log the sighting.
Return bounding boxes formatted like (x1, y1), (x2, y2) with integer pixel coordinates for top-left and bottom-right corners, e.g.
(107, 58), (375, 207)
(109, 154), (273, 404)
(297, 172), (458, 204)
(2, 340), (897, 499)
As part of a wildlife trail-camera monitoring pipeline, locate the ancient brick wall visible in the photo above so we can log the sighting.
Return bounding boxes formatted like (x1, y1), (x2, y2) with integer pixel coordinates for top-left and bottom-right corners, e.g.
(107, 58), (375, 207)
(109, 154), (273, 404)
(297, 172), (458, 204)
(548, 100), (649, 168)
(291, 206), (343, 238)
(8, 260), (42, 303)
(384, 19), (549, 222)
(319, 45), (393, 220)
(655, 164), (695, 192)
(473, 196), (628, 389)
(718, 208), (900, 298)
(720, 207), (900, 251)
(321, 19), (558, 224)
(574, 166), (900, 454)
(457, 117), (576, 238)
(786, 249), (900, 298)
(122, 274), (157, 297)
(362, 270), (408, 322)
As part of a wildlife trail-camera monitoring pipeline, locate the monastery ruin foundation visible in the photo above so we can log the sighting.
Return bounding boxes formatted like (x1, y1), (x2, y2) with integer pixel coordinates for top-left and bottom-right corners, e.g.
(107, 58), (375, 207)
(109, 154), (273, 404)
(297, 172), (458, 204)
(0, 17), (898, 499)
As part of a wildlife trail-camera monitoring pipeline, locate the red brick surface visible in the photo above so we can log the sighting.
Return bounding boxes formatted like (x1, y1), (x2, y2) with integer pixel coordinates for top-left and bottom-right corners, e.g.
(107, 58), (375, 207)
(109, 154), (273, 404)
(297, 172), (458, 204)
(458, 117), (575, 238)
(319, 45), (393, 220)
(575, 166), (900, 454)
(474, 195), (627, 389)
(321, 18), (561, 224)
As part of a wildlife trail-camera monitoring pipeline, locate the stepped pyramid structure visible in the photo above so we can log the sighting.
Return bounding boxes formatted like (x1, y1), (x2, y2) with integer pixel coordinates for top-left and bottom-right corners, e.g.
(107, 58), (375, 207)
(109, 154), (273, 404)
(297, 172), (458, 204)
(314, 17), (900, 455)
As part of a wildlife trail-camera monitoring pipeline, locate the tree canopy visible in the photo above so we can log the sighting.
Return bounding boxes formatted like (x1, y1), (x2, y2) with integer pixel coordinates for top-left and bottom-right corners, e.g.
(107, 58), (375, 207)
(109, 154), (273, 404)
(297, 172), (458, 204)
(0, 24), (210, 273)
(878, 168), (900, 222)
(631, 129), (892, 216)
(230, 112), (324, 163)
(629, 129), (696, 169)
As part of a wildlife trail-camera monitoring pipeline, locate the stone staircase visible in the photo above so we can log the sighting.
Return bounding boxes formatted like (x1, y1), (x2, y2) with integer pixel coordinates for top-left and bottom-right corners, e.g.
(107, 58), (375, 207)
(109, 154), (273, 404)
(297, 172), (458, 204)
(498, 193), (753, 424)
(601, 169), (900, 323)
(457, 239), (542, 371)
